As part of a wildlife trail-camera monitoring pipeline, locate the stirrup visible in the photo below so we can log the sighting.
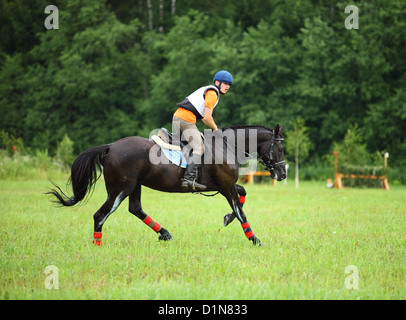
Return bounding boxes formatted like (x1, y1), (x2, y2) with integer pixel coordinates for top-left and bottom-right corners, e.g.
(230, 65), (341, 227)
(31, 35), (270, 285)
(182, 179), (206, 191)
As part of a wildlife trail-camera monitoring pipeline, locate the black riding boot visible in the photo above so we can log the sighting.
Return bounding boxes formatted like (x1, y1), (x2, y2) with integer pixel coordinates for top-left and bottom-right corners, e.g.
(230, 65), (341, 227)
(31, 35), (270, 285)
(181, 154), (206, 191)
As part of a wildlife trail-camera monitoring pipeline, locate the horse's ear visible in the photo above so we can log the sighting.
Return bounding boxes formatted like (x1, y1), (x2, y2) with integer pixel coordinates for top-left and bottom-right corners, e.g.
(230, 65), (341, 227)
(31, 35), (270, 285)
(275, 124), (280, 135)
(279, 125), (284, 135)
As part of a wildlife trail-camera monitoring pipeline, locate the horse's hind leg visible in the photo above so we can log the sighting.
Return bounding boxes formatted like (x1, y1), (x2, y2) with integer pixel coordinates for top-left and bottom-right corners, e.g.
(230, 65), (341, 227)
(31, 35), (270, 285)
(128, 185), (172, 241)
(223, 184), (247, 227)
(93, 191), (126, 246)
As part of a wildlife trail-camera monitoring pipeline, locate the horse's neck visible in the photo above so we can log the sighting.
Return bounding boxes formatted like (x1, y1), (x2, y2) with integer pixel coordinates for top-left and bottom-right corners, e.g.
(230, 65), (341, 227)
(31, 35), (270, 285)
(226, 126), (271, 162)
(240, 127), (271, 155)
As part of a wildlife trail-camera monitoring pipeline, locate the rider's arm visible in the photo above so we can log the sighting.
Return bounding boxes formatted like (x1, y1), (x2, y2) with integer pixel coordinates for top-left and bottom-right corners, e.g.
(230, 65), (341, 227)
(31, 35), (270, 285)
(202, 90), (218, 130)
(202, 107), (218, 130)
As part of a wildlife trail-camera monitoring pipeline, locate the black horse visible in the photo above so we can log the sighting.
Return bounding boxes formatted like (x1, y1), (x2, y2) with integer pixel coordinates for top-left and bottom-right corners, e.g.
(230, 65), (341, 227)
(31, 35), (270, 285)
(48, 125), (286, 246)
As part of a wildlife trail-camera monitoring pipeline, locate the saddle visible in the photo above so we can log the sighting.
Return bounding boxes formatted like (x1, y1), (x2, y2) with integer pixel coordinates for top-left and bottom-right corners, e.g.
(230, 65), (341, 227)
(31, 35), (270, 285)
(151, 128), (205, 152)
(151, 128), (186, 151)
(150, 128), (204, 180)
(150, 128), (193, 168)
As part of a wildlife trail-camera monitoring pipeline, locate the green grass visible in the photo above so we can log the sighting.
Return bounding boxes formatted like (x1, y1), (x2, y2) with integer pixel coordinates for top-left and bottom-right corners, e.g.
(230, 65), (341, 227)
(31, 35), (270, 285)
(0, 179), (405, 300)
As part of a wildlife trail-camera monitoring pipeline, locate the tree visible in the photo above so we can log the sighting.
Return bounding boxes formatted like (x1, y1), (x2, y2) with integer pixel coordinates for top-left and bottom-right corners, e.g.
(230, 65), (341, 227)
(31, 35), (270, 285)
(331, 124), (372, 167)
(330, 124), (385, 182)
(0, 0), (405, 173)
(1, 0), (149, 153)
(140, 11), (216, 131)
(285, 118), (311, 188)
(365, 89), (406, 166)
(55, 134), (75, 172)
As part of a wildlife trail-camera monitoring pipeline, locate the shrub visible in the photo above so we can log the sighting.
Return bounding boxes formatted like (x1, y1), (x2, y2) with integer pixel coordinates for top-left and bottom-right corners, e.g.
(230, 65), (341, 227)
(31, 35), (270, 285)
(56, 134), (75, 172)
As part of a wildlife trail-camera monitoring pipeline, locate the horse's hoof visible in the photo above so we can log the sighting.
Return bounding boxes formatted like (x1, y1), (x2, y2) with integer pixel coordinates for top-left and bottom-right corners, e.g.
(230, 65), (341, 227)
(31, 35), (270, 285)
(158, 229), (173, 241)
(223, 213), (236, 227)
(250, 236), (264, 246)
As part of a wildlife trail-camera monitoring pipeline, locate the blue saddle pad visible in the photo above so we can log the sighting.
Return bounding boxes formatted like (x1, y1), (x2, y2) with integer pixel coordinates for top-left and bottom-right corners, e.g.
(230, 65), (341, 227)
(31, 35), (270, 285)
(161, 148), (187, 168)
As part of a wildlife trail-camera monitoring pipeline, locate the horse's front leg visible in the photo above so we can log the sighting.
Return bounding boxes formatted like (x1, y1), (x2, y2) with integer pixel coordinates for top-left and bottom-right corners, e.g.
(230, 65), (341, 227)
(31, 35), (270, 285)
(224, 186), (262, 246)
(223, 184), (246, 227)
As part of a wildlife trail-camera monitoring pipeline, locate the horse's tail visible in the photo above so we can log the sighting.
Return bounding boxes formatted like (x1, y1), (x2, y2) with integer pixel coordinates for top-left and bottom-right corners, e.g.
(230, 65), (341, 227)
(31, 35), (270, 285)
(47, 144), (111, 207)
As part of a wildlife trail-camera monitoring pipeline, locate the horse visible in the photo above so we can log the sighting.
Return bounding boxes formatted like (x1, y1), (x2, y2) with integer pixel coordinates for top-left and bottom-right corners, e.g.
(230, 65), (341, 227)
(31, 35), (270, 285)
(47, 124), (286, 246)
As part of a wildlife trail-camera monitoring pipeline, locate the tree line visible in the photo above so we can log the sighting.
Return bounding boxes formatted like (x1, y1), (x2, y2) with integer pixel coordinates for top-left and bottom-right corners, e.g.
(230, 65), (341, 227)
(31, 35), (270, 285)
(0, 0), (405, 172)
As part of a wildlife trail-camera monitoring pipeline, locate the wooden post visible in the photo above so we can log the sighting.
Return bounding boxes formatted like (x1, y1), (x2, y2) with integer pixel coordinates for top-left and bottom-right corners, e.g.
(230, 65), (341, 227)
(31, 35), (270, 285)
(333, 151), (342, 189)
(382, 176), (390, 190)
(248, 172), (254, 184)
(383, 152), (390, 190)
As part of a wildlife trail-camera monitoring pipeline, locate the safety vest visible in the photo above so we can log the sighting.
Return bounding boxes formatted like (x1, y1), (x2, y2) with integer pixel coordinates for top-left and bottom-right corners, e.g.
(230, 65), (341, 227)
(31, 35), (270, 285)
(176, 85), (220, 119)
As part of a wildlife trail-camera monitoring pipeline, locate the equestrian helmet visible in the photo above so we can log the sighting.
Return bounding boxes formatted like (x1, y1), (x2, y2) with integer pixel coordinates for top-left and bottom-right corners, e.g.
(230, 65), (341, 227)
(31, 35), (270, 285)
(213, 70), (233, 85)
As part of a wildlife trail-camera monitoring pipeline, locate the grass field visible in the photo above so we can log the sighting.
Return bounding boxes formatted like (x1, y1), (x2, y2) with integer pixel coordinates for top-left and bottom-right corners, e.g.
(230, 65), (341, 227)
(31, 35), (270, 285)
(0, 179), (405, 300)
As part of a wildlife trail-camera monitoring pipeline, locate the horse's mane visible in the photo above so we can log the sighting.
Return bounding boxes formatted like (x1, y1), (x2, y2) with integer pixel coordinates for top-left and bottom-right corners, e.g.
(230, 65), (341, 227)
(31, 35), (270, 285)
(225, 124), (273, 131)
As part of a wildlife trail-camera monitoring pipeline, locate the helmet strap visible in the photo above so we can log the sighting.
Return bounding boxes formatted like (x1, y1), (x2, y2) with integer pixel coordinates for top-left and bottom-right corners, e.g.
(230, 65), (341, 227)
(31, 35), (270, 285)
(216, 82), (225, 95)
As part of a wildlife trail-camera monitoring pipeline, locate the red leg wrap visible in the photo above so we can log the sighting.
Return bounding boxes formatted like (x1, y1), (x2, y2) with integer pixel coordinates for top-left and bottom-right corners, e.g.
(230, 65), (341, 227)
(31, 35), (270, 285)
(239, 196), (246, 204)
(93, 232), (103, 246)
(143, 215), (163, 233)
(152, 223), (161, 232)
(241, 222), (254, 239)
(143, 216), (153, 225)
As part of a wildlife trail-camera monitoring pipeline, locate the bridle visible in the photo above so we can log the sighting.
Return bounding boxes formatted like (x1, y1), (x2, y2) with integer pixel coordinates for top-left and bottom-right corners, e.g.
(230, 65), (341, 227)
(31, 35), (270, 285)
(219, 128), (286, 175)
(258, 131), (286, 173)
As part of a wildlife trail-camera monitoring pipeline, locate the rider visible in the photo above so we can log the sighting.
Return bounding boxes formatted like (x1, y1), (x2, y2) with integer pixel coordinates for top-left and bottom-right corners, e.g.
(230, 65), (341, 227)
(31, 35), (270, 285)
(173, 70), (233, 191)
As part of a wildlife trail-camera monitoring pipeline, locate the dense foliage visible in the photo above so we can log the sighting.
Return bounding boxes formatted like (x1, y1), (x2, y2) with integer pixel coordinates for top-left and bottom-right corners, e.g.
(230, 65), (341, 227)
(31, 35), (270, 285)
(0, 0), (405, 176)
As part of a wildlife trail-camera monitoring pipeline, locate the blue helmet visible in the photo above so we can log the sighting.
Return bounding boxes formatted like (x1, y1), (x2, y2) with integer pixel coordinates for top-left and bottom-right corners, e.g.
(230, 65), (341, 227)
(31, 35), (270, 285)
(213, 70), (233, 85)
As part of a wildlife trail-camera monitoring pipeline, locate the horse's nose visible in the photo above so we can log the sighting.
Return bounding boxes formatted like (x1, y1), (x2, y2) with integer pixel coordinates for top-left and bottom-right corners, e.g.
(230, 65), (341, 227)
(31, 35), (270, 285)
(280, 173), (286, 180)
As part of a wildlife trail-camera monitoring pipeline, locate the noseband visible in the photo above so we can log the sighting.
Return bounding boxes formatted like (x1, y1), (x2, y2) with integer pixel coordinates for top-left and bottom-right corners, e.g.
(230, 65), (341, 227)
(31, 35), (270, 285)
(258, 131), (286, 173)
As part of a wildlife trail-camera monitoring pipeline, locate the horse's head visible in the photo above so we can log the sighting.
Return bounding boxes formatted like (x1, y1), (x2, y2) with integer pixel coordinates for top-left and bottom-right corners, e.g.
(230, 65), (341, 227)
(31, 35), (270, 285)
(258, 125), (286, 181)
